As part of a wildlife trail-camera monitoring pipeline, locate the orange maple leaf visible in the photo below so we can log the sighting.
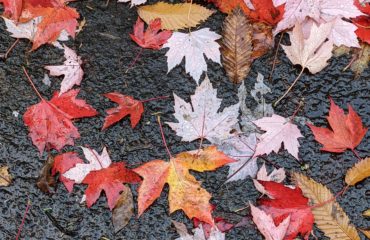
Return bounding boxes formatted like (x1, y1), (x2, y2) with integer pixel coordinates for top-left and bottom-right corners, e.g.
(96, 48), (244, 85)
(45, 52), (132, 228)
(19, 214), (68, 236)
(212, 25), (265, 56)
(133, 146), (235, 224)
(20, 0), (79, 50)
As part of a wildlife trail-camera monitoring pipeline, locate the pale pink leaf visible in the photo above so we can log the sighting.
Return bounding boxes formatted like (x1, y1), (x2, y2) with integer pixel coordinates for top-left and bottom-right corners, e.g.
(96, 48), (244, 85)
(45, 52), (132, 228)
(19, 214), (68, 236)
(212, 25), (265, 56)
(253, 163), (286, 194)
(45, 45), (83, 95)
(250, 203), (290, 240)
(253, 114), (303, 159)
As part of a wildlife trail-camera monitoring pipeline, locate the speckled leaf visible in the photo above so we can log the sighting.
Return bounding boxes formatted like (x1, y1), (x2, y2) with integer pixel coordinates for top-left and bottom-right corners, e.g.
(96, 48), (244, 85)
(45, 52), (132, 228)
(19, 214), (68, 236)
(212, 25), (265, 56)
(112, 187), (134, 233)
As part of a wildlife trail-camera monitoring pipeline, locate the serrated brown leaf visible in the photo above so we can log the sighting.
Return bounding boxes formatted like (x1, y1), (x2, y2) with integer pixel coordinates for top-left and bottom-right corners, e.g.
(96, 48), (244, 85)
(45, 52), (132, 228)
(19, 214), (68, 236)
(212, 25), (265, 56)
(0, 166), (11, 186)
(138, 2), (214, 30)
(293, 173), (360, 240)
(221, 8), (253, 83)
(36, 155), (56, 194)
(112, 187), (134, 233)
(345, 157), (370, 186)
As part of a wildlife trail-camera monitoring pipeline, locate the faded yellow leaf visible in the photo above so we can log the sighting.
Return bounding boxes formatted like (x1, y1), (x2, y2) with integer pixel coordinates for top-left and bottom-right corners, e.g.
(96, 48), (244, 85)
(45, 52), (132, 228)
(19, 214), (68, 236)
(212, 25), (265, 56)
(138, 2), (214, 30)
(363, 209), (370, 217)
(293, 173), (360, 240)
(0, 166), (11, 186)
(345, 157), (370, 186)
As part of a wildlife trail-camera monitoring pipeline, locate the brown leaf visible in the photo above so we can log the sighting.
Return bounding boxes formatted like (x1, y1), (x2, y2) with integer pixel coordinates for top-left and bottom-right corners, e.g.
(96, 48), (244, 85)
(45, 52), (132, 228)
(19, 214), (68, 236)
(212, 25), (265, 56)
(360, 229), (370, 238)
(112, 187), (134, 233)
(345, 157), (370, 186)
(251, 22), (274, 60)
(0, 166), (12, 186)
(221, 8), (253, 83)
(293, 173), (360, 240)
(36, 155), (56, 194)
(363, 209), (370, 217)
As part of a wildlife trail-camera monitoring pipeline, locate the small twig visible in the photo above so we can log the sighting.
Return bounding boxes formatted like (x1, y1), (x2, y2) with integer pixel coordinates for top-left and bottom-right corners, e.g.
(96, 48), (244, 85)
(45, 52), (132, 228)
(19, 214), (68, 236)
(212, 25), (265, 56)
(1, 39), (20, 59)
(269, 33), (284, 82)
(125, 48), (143, 73)
(157, 116), (173, 159)
(274, 67), (305, 107)
(16, 199), (31, 240)
(343, 55), (356, 72)
(22, 67), (44, 100)
(140, 95), (170, 103)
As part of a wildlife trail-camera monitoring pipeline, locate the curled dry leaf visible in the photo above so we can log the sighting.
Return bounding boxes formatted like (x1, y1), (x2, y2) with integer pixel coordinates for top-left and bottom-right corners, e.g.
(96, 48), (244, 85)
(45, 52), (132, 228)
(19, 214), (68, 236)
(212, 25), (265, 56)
(138, 2), (214, 30)
(0, 166), (12, 186)
(345, 157), (370, 186)
(36, 155), (55, 193)
(112, 187), (134, 233)
(221, 8), (253, 83)
(293, 173), (361, 240)
(45, 45), (84, 95)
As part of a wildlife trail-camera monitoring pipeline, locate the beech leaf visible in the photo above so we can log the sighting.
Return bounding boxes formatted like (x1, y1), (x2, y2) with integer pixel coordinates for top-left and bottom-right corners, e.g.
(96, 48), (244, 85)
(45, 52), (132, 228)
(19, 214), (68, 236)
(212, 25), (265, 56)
(345, 157), (370, 186)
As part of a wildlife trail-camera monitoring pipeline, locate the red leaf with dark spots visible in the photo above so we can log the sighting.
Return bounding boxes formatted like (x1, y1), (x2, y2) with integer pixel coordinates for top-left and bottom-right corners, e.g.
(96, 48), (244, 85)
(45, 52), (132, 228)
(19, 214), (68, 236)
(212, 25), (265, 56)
(82, 162), (141, 210)
(308, 98), (368, 153)
(258, 181), (314, 240)
(24, 89), (98, 154)
(52, 152), (83, 192)
(102, 93), (144, 130)
(130, 17), (172, 50)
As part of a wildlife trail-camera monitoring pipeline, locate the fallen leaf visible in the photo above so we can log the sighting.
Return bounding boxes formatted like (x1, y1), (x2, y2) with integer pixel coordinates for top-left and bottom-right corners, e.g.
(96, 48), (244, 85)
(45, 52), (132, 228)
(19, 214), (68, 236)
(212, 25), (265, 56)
(250, 203), (290, 240)
(308, 98), (368, 153)
(238, 73), (274, 134)
(118, 0), (146, 7)
(293, 173), (361, 240)
(24, 89), (98, 154)
(112, 186), (134, 233)
(281, 22), (334, 74)
(63, 147), (112, 184)
(51, 152), (83, 192)
(360, 229), (370, 238)
(208, 0), (246, 14)
(251, 22), (274, 60)
(349, 43), (370, 77)
(352, 0), (370, 44)
(241, 0), (285, 25)
(20, 0), (79, 50)
(193, 215), (234, 239)
(36, 155), (56, 193)
(258, 180), (314, 240)
(253, 114), (303, 159)
(364, 209), (370, 217)
(0, 166), (12, 186)
(219, 134), (258, 182)
(82, 162), (140, 210)
(345, 157), (370, 186)
(253, 163), (285, 194)
(102, 93), (144, 130)
(45, 45), (83, 95)
(166, 76), (240, 144)
(173, 220), (225, 240)
(221, 8), (253, 83)
(0, 0), (22, 20)
(129, 17), (172, 50)
(163, 29), (221, 83)
(138, 2), (214, 30)
(134, 146), (235, 224)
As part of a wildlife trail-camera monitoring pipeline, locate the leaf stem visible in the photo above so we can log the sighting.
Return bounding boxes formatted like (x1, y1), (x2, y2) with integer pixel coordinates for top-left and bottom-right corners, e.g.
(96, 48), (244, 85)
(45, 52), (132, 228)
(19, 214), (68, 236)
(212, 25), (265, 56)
(22, 67), (44, 101)
(269, 32), (284, 82)
(310, 185), (349, 209)
(86, 145), (104, 168)
(16, 199), (31, 240)
(274, 67), (305, 107)
(140, 95), (170, 103)
(157, 116), (173, 159)
(1, 39), (20, 59)
(125, 48), (143, 73)
(351, 149), (362, 161)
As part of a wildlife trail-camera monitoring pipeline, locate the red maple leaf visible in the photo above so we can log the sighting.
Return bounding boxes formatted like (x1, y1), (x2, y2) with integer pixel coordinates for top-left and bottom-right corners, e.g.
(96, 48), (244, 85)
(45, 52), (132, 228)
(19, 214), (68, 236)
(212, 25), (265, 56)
(20, 0), (79, 50)
(209, 0), (284, 26)
(307, 98), (368, 153)
(102, 93), (144, 130)
(24, 89), (98, 154)
(258, 181), (314, 240)
(353, 0), (370, 44)
(130, 17), (172, 50)
(82, 162), (141, 210)
(0, 0), (22, 20)
(52, 152), (83, 192)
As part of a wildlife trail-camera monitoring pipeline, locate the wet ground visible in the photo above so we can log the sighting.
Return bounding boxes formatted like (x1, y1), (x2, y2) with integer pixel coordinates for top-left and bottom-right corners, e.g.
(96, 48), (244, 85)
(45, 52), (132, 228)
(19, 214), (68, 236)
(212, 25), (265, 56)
(0, 1), (369, 239)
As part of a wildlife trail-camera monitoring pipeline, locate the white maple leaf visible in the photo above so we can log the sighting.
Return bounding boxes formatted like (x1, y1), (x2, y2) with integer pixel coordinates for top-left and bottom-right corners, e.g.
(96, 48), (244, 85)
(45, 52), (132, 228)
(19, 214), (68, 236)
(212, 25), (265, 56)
(250, 203), (290, 240)
(117, 0), (146, 7)
(63, 147), (111, 183)
(45, 45), (84, 95)
(163, 28), (221, 84)
(173, 221), (225, 240)
(166, 76), (240, 144)
(281, 22), (334, 74)
(253, 163), (286, 194)
(219, 134), (258, 182)
(3, 17), (69, 48)
(238, 73), (274, 134)
(253, 114), (303, 159)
